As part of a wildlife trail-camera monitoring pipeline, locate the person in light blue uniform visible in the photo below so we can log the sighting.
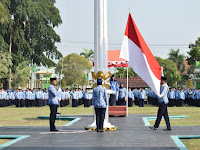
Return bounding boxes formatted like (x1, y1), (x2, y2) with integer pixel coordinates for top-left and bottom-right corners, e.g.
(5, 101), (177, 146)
(128, 88), (134, 107)
(71, 89), (78, 107)
(77, 89), (83, 105)
(191, 89), (197, 106)
(35, 89), (41, 107)
(110, 75), (119, 106)
(92, 78), (108, 132)
(149, 77), (171, 131)
(178, 89), (185, 107)
(118, 83), (127, 106)
(138, 88), (146, 107)
(83, 89), (90, 107)
(60, 90), (66, 107)
(0, 89), (7, 107)
(44, 89), (48, 106)
(31, 90), (36, 107)
(48, 78), (61, 132)
(25, 88), (31, 107)
(65, 89), (70, 106)
(167, 88), (175, 107)
(16, 89), (24, 107)
(133, 88), (139, 106)
(9, 91), (15, 106)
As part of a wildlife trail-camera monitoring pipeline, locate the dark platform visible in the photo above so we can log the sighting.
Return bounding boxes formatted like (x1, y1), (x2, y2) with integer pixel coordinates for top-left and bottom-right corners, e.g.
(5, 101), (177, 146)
(0, 114), (200, 150)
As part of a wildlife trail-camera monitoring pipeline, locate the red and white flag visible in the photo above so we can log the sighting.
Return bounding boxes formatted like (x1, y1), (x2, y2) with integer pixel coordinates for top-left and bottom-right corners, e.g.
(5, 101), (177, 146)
(120, 13), (162, 96)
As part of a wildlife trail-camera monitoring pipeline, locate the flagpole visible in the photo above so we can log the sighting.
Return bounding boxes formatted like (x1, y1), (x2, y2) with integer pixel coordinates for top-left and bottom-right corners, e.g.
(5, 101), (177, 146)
(126, 67), (128, 117)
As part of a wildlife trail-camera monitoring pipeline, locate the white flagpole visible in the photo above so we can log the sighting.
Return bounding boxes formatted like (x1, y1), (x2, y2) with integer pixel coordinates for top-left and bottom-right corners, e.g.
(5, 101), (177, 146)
(126, 67), (128, 117)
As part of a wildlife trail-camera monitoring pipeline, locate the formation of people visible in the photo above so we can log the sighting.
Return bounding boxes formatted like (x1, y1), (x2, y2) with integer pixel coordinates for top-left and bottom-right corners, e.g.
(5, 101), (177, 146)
(0, 77), (200, 108)
(147, 87), (200, 107)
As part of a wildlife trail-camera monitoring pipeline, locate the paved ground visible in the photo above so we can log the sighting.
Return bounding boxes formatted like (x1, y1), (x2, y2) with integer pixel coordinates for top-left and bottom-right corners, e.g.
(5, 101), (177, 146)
(0, 114), (200, 150)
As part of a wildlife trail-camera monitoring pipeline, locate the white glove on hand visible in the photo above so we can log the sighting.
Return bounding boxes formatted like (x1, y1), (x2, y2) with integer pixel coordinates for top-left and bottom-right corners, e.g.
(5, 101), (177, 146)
(58, 97), (61, 101)
(58, 88), (62, 93)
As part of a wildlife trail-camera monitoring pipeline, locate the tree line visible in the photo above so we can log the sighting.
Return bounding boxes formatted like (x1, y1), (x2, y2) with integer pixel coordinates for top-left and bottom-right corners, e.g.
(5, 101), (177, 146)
(0, 0), (62, 88)
(0, 0), (199, 89)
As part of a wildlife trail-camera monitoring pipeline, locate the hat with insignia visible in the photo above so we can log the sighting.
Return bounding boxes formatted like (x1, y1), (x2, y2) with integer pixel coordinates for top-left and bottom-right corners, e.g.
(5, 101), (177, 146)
(50, 77), (57, 82)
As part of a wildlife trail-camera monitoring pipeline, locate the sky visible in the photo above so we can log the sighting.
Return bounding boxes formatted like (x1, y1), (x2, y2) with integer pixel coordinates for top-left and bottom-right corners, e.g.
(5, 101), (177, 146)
(54, 0), (200, 60)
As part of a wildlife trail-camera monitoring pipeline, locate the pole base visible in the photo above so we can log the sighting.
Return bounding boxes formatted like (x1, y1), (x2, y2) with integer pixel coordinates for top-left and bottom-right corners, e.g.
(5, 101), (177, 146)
(85, 127), (118, 131)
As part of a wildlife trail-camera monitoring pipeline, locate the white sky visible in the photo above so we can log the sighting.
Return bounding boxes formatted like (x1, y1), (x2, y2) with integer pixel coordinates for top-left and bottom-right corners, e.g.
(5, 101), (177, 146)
(54, 0), (200, 60)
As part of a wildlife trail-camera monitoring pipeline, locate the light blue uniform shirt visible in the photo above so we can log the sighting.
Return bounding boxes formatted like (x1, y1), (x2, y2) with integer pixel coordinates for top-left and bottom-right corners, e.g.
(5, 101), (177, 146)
(44, 92), (48, 99)
(139, 90), (146, 100)
(9, 92), (15, 100)
(48, 84), (60, 105)
(92, 85), (108, 108)
(128, 91), (134, 99)
(65, 91), (70, 99)
(158, 83), (169, 104)
(61, 92), (65, 100)
(110, 80), (119, 95)
(71, 91), (78, 99)
(168, 91), (175, 99)
(84, 92), (89, 100)
(17, 92), (24, 100)
(78, 91), (83, 99)
(178, 91), (185, 100)
(175, 90), (179, 100)
(25, 91), (32, 100)
(118, 88), (127, 100)
(1, 91), (7, 99)
(31, 92), (36, 100)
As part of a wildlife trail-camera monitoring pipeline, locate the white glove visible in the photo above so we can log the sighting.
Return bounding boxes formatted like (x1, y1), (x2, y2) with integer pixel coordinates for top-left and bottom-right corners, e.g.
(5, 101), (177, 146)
(58, 88), (62, 93)
(58, 97), (61, 101)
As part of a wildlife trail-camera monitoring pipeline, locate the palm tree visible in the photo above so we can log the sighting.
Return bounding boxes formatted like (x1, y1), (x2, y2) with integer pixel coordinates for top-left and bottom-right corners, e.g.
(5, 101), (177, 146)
(168, 49), (186, 73)
(80, 48), (94, 87)
(80, 48), (94, 62)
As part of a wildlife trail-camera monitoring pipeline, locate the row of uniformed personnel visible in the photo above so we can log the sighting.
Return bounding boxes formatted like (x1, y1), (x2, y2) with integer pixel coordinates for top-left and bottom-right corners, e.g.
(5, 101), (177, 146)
(0, 88), (71, 107)
(147, 88), (200, 107)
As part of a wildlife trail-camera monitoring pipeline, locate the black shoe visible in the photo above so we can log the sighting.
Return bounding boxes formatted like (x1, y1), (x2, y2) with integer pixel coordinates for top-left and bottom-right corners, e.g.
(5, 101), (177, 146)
(50, 129), (59, 132)
(163, 128), (171, 131)
(57, 112), (61, 115)
(100, 130), (104, 132)
(149, 126), (157, 130)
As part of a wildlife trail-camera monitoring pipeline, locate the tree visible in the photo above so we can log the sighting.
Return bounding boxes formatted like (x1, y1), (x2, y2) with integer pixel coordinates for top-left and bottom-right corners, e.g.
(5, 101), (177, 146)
(0, 2), (10, 26)
(80, 48), (94, 62)
(1, 0), (63, 67)
(11, 61), (31, 88)
(115, 67), (138, 78)
(156, 57), (181, 87)
(187, 37), (200, 73)
(56, 53), (92, 87)
(168, 49), (186, 73)
(0, 1), (10, 52)
(0, 51), (12, 79)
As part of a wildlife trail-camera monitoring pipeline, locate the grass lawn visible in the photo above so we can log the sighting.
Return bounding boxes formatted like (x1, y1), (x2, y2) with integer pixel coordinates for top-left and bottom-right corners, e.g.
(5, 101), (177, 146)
(181, 139), (200, 150)
(0, 139), (11, 145)
(0, 104), (199, 126)
(129, 104), (200, 126)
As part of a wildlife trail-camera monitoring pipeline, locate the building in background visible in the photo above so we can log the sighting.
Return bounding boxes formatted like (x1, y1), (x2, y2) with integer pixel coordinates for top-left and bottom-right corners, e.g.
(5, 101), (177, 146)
(35, 69), (55, 89)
